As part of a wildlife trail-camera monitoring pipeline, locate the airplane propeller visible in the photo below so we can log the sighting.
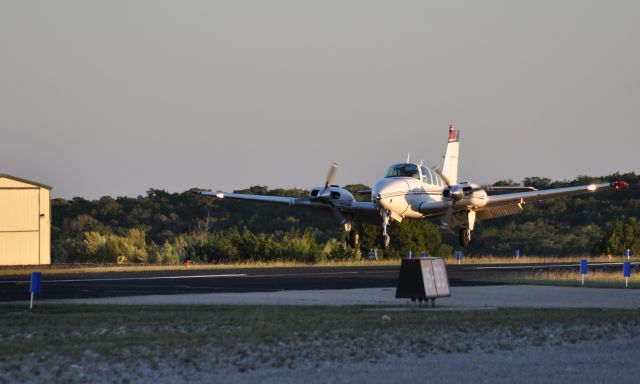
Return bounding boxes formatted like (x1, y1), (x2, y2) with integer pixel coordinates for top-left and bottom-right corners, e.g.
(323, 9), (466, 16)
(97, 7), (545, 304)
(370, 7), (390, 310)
(314, 162), (347, 225)
(316, 162), (338, 202)
(325, 162), (338, 190)
(432, 167), (465, 228)
(432, 167), (486, 228)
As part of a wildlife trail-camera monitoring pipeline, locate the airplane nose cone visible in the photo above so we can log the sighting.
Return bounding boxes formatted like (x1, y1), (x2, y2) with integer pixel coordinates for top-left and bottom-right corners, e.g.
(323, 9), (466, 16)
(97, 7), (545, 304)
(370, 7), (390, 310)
(372, 179), (409, 211)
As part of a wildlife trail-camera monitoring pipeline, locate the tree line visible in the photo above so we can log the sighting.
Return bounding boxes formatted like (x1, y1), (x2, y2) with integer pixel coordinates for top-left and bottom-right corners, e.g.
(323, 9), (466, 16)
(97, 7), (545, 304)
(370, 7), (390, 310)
(50, 172), (640, 264)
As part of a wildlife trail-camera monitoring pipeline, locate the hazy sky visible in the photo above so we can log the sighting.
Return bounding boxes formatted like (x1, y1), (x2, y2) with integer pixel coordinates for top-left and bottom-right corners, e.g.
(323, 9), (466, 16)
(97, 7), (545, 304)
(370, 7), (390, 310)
(1, 1), (638, 199)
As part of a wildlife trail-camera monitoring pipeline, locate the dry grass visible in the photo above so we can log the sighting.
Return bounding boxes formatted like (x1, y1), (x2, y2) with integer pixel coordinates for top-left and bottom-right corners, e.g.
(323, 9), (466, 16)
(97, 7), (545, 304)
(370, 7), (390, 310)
(480, 270), (640, 289)
(443, 255), (638, 265)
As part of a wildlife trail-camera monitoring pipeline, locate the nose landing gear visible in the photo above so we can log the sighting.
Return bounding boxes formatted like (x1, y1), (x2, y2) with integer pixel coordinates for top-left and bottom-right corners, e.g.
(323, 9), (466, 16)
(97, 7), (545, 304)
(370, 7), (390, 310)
(382, 233), (391, 249)
(381, 210), (391, 249)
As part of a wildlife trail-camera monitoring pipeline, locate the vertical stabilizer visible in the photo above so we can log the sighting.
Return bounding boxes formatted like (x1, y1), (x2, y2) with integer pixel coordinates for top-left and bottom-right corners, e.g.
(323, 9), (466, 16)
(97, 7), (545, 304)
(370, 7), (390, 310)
(442, 124), (460, 185)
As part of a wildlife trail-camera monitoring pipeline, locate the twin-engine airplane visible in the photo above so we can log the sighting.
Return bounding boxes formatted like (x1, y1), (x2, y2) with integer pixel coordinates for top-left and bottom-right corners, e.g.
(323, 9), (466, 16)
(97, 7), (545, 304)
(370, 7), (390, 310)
(198, 125), (629, 249)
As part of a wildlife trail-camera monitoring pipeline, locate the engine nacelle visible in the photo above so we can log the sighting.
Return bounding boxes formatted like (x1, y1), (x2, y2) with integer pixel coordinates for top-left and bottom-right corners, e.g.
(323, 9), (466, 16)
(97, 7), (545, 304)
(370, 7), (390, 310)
(449, 185), (464, 201)
(461, 183), (488, 208)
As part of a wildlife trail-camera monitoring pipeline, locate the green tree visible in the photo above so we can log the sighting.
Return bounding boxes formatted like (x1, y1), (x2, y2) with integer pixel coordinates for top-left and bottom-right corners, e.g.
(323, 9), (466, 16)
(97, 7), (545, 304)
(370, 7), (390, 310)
(598, 218), (640, 256)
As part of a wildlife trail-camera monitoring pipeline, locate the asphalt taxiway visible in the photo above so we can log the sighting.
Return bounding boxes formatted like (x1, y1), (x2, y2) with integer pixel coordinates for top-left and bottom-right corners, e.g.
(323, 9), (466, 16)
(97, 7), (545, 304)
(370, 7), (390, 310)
(42, 285), (640, 308)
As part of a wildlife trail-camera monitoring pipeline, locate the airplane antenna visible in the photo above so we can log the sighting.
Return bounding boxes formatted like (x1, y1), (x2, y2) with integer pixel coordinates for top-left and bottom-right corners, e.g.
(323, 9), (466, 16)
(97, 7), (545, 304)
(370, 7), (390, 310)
(406, 152), (411, 163)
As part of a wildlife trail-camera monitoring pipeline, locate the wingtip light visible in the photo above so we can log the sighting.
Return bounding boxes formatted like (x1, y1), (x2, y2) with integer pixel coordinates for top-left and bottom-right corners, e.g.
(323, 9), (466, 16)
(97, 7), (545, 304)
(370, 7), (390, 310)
(611, 181), (630, 190)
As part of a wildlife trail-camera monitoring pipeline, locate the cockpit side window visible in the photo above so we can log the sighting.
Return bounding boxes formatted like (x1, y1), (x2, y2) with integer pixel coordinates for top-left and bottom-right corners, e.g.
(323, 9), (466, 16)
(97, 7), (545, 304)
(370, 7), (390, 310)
(384, 163), (420, 180)
(433, 173), (439, 186)
(420, 166), (432, 184)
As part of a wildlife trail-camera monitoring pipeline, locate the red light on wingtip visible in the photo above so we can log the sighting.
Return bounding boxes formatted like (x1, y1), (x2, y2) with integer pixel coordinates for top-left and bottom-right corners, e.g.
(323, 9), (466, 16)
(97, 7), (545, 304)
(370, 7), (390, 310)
(611, 181), (630, 190)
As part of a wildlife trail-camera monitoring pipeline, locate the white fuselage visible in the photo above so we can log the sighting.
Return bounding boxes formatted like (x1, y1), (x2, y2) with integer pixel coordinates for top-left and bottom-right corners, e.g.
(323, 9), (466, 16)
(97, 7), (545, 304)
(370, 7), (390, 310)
(372, 176), (445, 220)
(370, 163), (488, 222)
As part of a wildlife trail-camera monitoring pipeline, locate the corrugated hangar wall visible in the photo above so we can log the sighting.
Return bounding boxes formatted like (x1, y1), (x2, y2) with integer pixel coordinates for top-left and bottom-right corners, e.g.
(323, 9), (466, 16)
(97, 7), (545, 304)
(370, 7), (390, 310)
(0, 175), (51, 266)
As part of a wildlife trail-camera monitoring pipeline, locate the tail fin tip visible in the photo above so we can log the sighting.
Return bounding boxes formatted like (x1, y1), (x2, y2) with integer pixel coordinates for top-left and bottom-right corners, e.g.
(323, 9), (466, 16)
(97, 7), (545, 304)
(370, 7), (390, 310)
(442, 124), (460, 185)
(448, 123), (459, 142)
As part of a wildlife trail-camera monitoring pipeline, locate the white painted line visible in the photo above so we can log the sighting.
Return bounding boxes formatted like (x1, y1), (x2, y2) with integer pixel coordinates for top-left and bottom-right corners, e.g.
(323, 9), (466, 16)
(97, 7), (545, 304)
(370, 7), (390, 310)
(247, 271), (360, 278)
(1, 271), (358, 285)
(1, 274), (248, 284)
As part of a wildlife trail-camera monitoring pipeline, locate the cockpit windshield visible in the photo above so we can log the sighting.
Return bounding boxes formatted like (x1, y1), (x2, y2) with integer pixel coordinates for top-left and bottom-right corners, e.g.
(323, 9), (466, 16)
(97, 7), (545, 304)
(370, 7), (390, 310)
(384, 163), (420, 180)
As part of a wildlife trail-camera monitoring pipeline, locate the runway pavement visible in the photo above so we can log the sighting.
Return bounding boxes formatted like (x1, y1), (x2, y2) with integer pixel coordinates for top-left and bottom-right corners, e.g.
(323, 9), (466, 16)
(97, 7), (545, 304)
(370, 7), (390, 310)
(0, 262), (635, 302)
(0, 265), (398, 301)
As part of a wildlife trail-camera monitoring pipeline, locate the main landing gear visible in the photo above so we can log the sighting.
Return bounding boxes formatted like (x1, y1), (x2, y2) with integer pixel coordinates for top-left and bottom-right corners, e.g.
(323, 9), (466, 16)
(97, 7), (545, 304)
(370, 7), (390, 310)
(347, 228), (361, 249)
(345, 222), (361, 249)
(457, 211), (475, 247)
(459, 228), (471, 247)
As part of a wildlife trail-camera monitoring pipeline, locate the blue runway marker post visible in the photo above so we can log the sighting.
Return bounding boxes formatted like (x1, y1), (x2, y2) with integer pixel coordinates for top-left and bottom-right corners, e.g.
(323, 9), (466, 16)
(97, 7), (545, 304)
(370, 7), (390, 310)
(580, 259), (588, 286)
(623, 262), (632, 288)
(421, 251), (426, 258)
(29, 272), (42, 310)
(456, 250), (462, 264)
(515, 249), (520, 260)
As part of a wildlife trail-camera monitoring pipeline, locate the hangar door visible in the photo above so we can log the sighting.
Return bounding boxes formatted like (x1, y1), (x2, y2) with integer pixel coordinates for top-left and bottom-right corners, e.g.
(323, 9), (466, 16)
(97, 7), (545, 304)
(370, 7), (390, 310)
(0, 189), (40, 265)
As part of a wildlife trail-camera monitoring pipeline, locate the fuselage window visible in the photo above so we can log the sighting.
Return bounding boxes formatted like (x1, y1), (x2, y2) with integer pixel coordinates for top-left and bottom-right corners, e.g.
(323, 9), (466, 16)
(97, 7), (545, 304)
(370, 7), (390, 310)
(384, 163), (420, 180)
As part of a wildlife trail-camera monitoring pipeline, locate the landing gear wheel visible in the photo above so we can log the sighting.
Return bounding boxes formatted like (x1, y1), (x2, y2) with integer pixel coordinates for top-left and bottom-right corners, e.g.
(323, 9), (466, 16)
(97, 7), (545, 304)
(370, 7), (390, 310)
(458, 228), (471, 247)
(382, 234), (391, 249)
(347, 229), (361, 249)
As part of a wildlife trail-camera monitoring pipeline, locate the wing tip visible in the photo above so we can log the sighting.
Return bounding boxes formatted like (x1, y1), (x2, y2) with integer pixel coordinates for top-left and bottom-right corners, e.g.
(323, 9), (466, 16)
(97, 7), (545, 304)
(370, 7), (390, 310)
(610, 181), (630, 190)
(193, 190), (225, 198)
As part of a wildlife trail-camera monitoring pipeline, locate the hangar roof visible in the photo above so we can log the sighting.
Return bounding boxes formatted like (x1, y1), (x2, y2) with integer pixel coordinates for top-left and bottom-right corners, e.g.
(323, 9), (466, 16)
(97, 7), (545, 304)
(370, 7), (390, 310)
(0, 174), (52, 190)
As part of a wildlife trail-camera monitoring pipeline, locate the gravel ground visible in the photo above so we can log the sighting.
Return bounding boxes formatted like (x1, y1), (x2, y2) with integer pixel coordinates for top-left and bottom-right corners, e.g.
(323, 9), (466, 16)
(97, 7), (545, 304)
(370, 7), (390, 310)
(212, 336), (640, 384)
(3, 335), (639, 383)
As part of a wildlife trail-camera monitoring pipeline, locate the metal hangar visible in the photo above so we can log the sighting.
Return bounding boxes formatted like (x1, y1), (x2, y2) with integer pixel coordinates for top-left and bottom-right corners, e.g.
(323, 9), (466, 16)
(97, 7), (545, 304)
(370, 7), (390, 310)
(0, 174), (51, 265)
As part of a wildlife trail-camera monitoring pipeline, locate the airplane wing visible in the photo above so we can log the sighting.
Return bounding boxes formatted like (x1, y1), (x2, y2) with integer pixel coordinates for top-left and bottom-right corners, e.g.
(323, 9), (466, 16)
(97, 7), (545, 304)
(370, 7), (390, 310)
(475, 182), (616, 220)
(197, 191), (307, 206)
(196, 191), (379, 216)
